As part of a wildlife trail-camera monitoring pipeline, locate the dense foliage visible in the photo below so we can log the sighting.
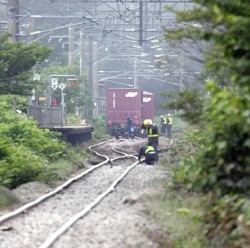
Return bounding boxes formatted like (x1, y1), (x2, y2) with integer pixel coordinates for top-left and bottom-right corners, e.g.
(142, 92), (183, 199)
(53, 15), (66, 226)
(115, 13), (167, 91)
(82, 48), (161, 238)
(38, 62), (93, 117)
(0, 34), (66, 189)
(164, 0), (250, 246)
(91, 114), (110, 141)
(0, 33), (52, 96)
(0, 33), (91, 191)
(0, 96), (69, 189)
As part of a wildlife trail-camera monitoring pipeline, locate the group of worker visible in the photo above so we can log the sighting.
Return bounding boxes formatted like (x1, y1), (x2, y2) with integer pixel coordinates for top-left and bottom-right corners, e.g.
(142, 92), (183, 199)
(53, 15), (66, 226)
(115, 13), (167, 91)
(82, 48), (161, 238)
(138, 114), (172, 165)
(159, 114), (172, 139)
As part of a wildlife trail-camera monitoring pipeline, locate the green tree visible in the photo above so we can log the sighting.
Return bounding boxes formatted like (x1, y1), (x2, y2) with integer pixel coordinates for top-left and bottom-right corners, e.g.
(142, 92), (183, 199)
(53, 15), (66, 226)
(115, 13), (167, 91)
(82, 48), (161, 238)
(0, 96), (69, 189)
(164, 0), (250, 246)
(38, 62), (93, 116)
(0, 33), (52, 96)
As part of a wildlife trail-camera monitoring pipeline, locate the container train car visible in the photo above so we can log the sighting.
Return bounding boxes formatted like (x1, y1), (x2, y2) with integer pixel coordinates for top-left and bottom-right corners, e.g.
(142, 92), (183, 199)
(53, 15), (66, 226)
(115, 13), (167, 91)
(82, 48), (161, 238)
(106, 88), (154, 137)
(143, 91), (154, 120)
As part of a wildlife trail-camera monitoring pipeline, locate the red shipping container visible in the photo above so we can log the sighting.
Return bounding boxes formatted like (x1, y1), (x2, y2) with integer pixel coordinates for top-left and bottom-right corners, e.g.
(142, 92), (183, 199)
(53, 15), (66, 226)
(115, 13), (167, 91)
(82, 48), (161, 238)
(143, 91), (154, 120)
(106, 88), (143, 126)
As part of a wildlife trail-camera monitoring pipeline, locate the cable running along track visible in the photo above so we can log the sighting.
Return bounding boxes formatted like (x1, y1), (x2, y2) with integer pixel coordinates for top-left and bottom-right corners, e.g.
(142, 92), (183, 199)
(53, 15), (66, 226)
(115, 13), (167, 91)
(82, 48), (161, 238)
(0, 137), (173, 248)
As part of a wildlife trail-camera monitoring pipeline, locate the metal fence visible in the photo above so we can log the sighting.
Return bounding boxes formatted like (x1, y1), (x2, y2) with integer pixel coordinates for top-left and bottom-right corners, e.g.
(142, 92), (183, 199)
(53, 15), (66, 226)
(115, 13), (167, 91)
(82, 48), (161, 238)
(28, 106), (63, 128)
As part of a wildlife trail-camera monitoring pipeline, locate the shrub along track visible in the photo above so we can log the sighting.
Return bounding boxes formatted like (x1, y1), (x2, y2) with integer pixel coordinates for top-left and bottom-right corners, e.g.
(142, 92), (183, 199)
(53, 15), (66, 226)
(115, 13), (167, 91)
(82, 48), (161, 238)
(0, 137), (172, 248)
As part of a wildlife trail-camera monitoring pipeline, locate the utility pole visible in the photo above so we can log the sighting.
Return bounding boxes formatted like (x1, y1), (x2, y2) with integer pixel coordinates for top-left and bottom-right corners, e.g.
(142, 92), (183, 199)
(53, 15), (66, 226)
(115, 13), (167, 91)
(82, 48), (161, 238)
(79, 29), (85, 76)
(79, 29), (85, 119)
(8, 0), (19, 113)
(8, 0), (19, 42)
(27, 16), (34, 106)
(179, 47), (184, 115)
(92, 41), (98, 118)
(179, 48), (184, 92)
(27, 16), (34, 44)
(133, 57), (138, 88)
(0, 1), (8, 34)
(88, 38), (93, 120)
(68, 23), (74, 65)
(88, 38), (99, 118)
(139, 0), (143, 46)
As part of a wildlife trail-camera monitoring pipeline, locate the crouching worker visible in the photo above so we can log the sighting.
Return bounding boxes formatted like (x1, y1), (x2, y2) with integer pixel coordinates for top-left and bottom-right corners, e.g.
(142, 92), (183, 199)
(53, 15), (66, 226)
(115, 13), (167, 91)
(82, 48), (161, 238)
(138, 145), (156, 165)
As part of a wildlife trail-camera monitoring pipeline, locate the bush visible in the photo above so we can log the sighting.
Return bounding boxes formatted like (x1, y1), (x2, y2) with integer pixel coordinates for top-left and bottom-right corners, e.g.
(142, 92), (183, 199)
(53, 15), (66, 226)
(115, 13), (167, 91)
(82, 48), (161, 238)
(0, 185), (19, 208)
(0, 96), (75, 188)
(0, 136), (45, 188)
(66, 114), (82, 125)
(1, 118), (68, 162)
(91, 114), (110, 140)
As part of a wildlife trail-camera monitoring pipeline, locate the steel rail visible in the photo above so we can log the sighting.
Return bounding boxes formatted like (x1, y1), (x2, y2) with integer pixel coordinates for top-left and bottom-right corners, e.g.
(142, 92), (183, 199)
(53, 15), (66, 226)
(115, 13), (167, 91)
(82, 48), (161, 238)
(39, 160), (139, 248)
(0, 139), (115, 224)
(0, 136), (176, 247)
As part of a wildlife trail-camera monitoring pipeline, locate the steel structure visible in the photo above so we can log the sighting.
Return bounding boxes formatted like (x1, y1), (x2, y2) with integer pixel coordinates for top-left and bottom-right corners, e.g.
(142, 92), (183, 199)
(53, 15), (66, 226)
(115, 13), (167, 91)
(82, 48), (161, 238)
(1, 0), (201, 118)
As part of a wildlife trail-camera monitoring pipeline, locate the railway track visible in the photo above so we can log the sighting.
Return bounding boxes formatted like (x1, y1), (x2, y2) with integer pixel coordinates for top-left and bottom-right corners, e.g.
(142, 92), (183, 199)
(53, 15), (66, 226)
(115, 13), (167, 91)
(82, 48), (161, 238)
(0, 137), (173, 248)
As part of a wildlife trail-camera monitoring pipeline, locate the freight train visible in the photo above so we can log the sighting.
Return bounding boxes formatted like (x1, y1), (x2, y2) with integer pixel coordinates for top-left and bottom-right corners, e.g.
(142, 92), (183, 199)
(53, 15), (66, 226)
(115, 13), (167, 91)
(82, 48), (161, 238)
(106, 88), (154, 137)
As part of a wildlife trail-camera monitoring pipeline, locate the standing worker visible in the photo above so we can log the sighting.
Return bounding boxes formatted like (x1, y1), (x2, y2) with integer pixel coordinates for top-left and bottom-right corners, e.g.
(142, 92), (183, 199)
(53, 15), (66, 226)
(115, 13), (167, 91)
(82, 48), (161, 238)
(166, 113), (172, 138)
(130, 125), (135, 140)
(126, 116), (133, 138)
(138, 145), (156, 165)
(141, 119), (159, 161)
(160, 115), (167, 134)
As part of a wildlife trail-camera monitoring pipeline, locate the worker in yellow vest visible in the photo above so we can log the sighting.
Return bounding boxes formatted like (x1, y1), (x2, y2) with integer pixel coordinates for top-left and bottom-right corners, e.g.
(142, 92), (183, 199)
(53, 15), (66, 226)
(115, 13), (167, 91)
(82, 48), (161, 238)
(166, 113), (172, 138)
(160, 115), (167, 134)
(138, 145), (156, 165)
(141, 119), (159, 151)
(141, 119), (159, 161)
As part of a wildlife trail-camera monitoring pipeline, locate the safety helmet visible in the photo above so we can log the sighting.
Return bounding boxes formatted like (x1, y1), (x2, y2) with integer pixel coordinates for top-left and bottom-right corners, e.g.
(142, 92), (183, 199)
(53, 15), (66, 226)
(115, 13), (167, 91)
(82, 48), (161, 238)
(143, 119), (152, 126)
(160, 115), (163, 118)
(143, 119), (150, 126)
(167, 113), (171, 117)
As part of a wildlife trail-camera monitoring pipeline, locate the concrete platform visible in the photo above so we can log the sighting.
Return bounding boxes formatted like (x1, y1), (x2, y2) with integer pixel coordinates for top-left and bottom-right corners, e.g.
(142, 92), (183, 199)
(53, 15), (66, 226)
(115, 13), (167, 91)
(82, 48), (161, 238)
(46, 125), (94, 145)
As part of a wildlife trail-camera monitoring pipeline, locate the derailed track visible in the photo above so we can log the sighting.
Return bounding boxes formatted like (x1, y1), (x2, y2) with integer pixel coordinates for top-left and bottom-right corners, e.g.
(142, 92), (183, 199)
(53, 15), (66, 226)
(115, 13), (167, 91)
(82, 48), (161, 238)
(0, 138), (153, 248)
(0, 139), (115, 225)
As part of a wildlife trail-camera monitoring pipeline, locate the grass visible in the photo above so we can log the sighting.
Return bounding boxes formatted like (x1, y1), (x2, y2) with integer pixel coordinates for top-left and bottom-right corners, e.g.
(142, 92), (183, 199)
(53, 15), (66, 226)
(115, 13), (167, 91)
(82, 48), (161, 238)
(0, 185), (19, 209)
(51, 159), (79, 178)
(145, 165), (209, 248)
(0, 143), (90, 210)
(37, 144), (90, 184)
